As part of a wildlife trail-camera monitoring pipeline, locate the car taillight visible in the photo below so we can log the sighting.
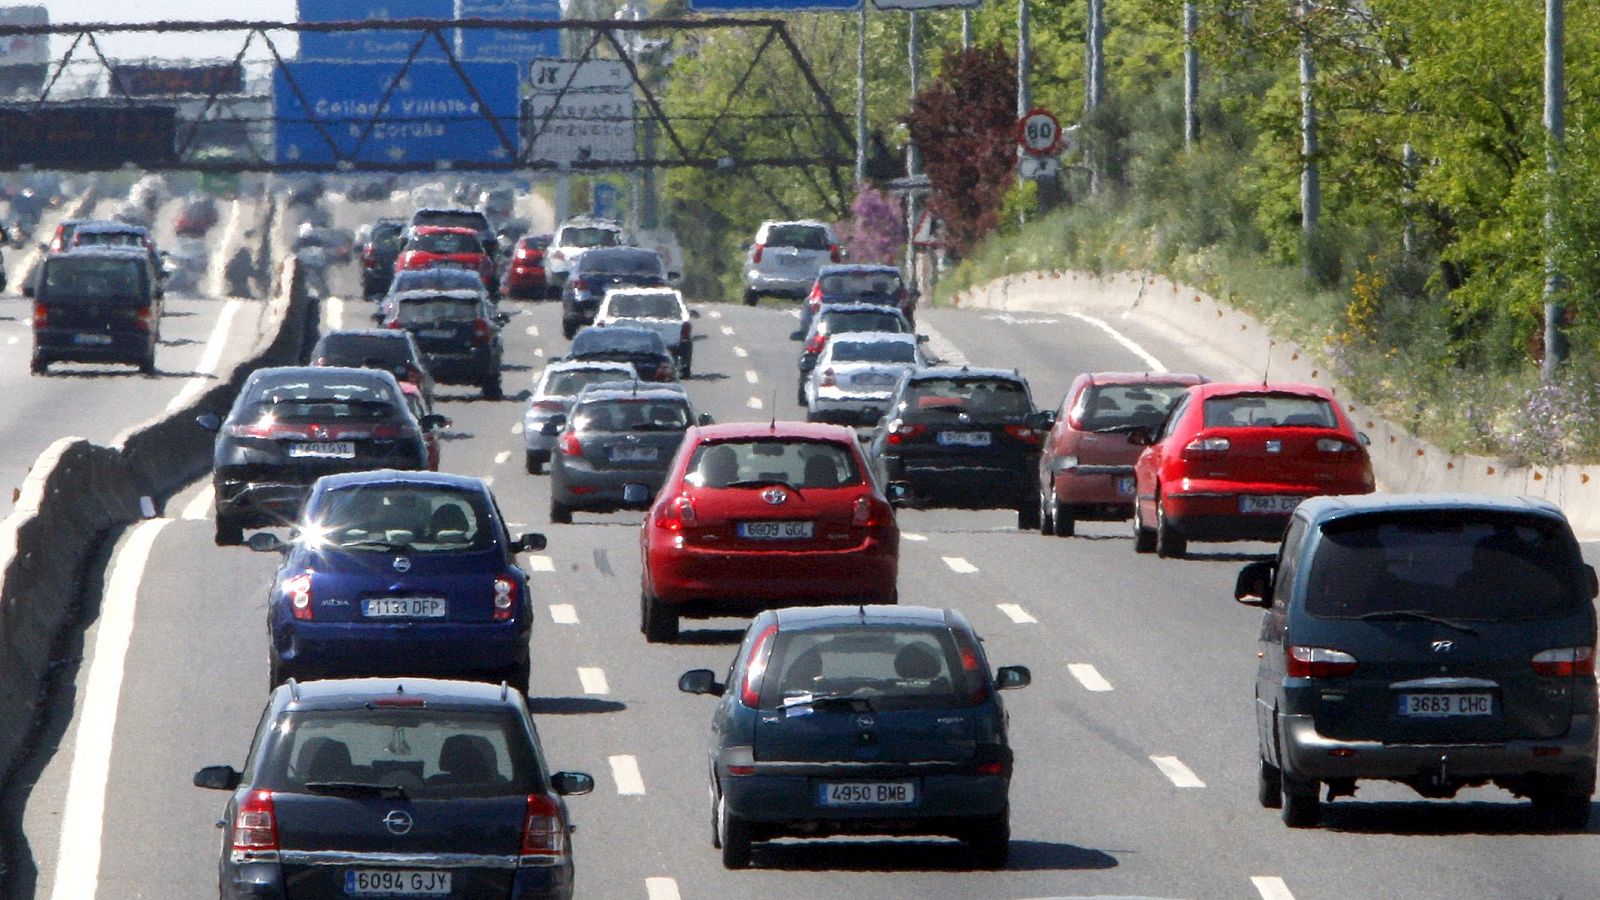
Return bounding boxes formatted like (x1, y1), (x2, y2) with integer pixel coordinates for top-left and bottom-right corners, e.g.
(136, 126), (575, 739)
(284, 573), (313, 621)
(362, 245), (375, 265)
(656, 494), (696, 531)
(680, 321), (691, 342)
(1286, 645), (1357, 678)
(655, 364), (673, 380)
(369, 423), (410, 440)
(852, 494), (888, 528)
(471, 318), (492, 346)
(1182, 436), (1231, 460)
(551, 249), (565, 263)
(741, 623), (778, 706)
(493, 575), (516, 622)
(133, 306), (155, 332)
(886, 422), (926, 445)
(819, 368), (836, 388)
(1316, 437), (1359, 459)
(571, 278), (589, 294)
(829, 243), (841, 263)
(1533, 646), (1595, 677)
(232, 789), (278, 853)
(520, 794), (566, 862)
(558, 430), (583, 457)
(806, 285), (822, 313)
(752, 243), (764, 264)
(1004, 424), (1042, 445)
(32, 302), (46, 328)
(805, 333), (827, 354)
(955, 637), (989, 703)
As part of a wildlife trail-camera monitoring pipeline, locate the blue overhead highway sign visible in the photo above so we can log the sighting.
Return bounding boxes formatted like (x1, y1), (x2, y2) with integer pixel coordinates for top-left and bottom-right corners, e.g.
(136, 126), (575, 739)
(688, 0), (861, 10)
(457, 0), (562, 61)
(298, 0), (456, 61)
(274, 61), (520, 167)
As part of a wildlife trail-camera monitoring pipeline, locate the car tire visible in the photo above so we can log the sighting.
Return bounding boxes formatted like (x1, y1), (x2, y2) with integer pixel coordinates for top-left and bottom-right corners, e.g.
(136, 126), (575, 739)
(482, 374), (503, 400)
(743, 289), (759, 307)
(678, 357), (692, 379)
(29, 355), (47, 375)
(1051, 497), (1076, 537)
(965, 806), (1010, 869)
(1532, 779), (1593, 830)
(525, 451), (544, 475)
(549, 500), (573, 525)
(1017, 499), (1040, 531)
(561, 318), (577, 339)
(138, 353), (156, 375)
(796, 381), (808, 406)
(1154, 498), (1186, 559)
(214, 516), (244, 547)
(718, 794), (753, 869)
(1132, 500), (1156, 553)
(1257, 756), (1283, 809)
(709, 782), (722, 848)
(504, 656), (530, 695)
(642, 588), (679, 644)
(268, 654), (290, 691)
(1280, 772), (1321, 828)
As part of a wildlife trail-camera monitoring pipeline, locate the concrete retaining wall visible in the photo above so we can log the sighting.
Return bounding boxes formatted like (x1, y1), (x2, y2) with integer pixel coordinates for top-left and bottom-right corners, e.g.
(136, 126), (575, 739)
(950, 271), (1600, 539)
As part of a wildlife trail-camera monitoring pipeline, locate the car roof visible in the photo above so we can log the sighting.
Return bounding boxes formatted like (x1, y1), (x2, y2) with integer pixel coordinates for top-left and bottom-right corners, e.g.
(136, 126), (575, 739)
(411, 225), (480, 237)
(1189, 381), (1334, 400)
(1083, 371), (1208, 387)
(55, 246), (147, 260)
(579, 246), (658, 260)
(248, 365), (396, 388)
(693, 421), (856, 442)
(542, 359), (636, 374)
(826, 331), (918, 345)
(818, 264), (900, 275)
(315, 468), (490, 492)
(576, 387), (691, 404)
(1295, 493), (1570, 527)
(772, 604), (955, 630)
(413, 206), (486, 218)
(74, 220), (149, 235)
(573, 325), (664, 344)
(320, 328), (410, 341)
(559, 216), (621, 228)
(908, 366), (1025, 383)
(603, 286), (681, 298)
(761, 219), (830, 229)
(392, 289), (483, 302)
(820, 304), (909, 317)
(277, 676), (522, 711)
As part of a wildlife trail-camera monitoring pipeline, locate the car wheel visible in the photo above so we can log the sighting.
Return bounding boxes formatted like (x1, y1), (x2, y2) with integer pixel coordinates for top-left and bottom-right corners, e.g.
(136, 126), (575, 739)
(1257, 756), (1283, 809)
(268, 654), (290, 691)
(482, 374), (503, 400)
(1051, 495), (1076, 537)
(1132, 499), (1156, 553)
(561, 318), (577, 339)
(1154, 497), (1186, 559)
(138, 353), (156, 375)
(718, 793), (753, 869)
(642, 588), (679, 644)
(743, 289), (759, 307)
(525, 450), (544, 475)
(214, 516), (244, 547)
(549, 500), (573, 525)
(29, 355), (47, 375)
(1280, 771), (1321, 828)
(796, 381), (808, 406)
(678, 358), (692, 379)
(709, 782), (722, 848)
(965, 805), (1010, 869)
(1037, 487), (1053, 535)
(1017, 498), (1040, 531)
(1532, 779), (1593, 830)
(504, 656), (530, 695)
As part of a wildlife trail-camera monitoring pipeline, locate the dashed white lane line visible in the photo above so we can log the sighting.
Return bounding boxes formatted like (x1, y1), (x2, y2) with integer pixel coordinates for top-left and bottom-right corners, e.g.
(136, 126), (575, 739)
(916, 319), (967, 367)
(550, 604), (579, 625)
(902, 532), (928, 542)
(706, 308), (722, 319)
(747, 397), (763, 410)
(996, 603), (1037, 624)
(1068, 663), (1113, 692)
(6, 334), (17, 345)
(534, 347), (545, 357)
(609, 754), (646, 795)
(325, 295), (344, 331)
(720, 325), (735, 336)
(1067, 311), (1167, 372)
(645, 877), (682, 900)
(511, 422), (524, 435)
(1251, 876), (1296, 900)
(52, 518), (171, 900)
(164, 298), (243, 413)
(525, 324), (539, 337)
(941, 556), (978, 574)
(733, 346), (748, 358)
(578, 667), (610, 695)
(744, 369), (760, 384)
(180, 485), (214, 521)
(1151, 755), (1206, 788)
(494, 450), (511, 465)
(482, 476), (495, 487)
(528, 555), (556, 572)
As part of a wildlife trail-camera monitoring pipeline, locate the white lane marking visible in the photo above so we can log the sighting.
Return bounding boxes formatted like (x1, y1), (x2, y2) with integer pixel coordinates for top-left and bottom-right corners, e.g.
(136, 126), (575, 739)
(707, 308), (722, 319)
(494, 450), (511, 465)
(1151, 755), (1206, 788)
(164, 298), (243, 413)
(534, 347), (545, 358)
(747, 397), (763, 410)
(609, 754), (646, 795)
(942, 556), (978, 574)
(550, 604), (579, 624)
(578, 667), (610, 695)
(997, 603), (1037, 624)
(325, 295), (344, 331)
(6, 334), (17, 345)
(1068, 663), (1113, 692)
(52, 518), (171, 900)
(645, 877), (682, 900)
(744, 369), (759, 385)
(511, 422), (525, 435)
(482, 476), (495, 487)
(720, 325), (735, 336)
(528, 555), (556, 572)
(901, 532), (927, 542)
(1067, 311), (1167, 372)
(525, 324), (539, 337)
(1252, 876), (1296, 900)
(916, 320), (967, 367)
(733, 346), (748, 358)
(180, 484), (215, 521)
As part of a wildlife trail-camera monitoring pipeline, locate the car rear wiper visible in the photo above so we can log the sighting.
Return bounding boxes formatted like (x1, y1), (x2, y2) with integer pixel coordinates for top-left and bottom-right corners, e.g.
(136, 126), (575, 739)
(781, 692), (873, 714)
(304, 781), (408, 799)
(1356, 609), (1479, 635)
(336, 539), (415, 553)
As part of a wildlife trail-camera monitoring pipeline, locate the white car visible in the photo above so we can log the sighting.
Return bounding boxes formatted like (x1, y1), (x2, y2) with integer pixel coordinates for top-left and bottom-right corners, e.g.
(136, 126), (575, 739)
(741, 220), (840, 305)
(594, 287), (694, 377)
(804, 331), (927, 426)
(546, 217), (625, 296)
(522, 360), (639, 473)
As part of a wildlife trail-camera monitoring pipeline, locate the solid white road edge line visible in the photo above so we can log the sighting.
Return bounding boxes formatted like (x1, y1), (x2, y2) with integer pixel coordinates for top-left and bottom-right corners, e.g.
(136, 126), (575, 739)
(1150, 755), (1206, 788)
(164, 298), (243, 414)
(644, 877), (681, 900)
(1251, 876), (1296, 900)
(577, 667), (610, 695)
(180, 485), (214, 521)
(1066, 311), (1166, 372)
(51, 518), (171, 900)
(325, 295), (344, 331)
(1067, 663), (1113, 692)
(550, 604), (579, 624)
(996, 603), (1037, 624)
(941, 556), (978, 574)
(609, 754), (646, 795)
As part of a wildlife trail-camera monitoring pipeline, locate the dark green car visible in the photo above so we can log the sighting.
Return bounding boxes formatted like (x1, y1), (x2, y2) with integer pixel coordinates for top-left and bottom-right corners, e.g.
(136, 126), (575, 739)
(1237, 493), (1598, 829)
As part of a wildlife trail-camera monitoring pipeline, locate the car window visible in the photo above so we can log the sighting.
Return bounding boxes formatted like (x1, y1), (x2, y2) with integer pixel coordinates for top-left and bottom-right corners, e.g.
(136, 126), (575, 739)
(1160, 394), (1192, 440)
(317, 336), (408, 366)
(398, 298), (479, 323)
(411, 233), (482, 255)
(764, 224), (831, 250)
(561, 226), (620, 248)
(822, 311), (905, 335)
(1203, 393), (1335, 429)
(685, 439), (862, 489)
(308, 484), (494, 553)
(904, 378), (1031, 416)
(391, 269), (483, 294)
(820, 272), (902, 296)
(573, 398), (689, 431)
(572, 329), (664, 355)
(1305, 514), (1585, 621)
(1074, 382), (1192, 431)
(75, 232), (145, 248)
(606, 293), (680, 318)
(256, 708), (537, 799)
(757, 626), (975, 711)
(44, 256), (144, 298)
(416, 211), (488, 231)
(582, 252), (663, 276)
(544, 368), (631, 396)
(827, 340), (917, 364)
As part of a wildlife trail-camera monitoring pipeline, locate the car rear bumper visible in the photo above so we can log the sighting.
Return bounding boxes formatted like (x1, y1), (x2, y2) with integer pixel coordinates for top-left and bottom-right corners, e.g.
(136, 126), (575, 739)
(221, 860), (572, 900)
(810, 394), (892, 424)
(214, 481), (312, 527)
(274, 620), (528, 679)
(551, 465), (668, 510)
(722, 770), (1008, 828)
(890, 459), (1032, 507)
(745, 272), (814, 296)
(423, 350), (497, 383)
(648, 540), (896, 610)
(1279, 713), (1599, 784)
(34, 330), (152, 363)
(1051, 465), (1138, 512)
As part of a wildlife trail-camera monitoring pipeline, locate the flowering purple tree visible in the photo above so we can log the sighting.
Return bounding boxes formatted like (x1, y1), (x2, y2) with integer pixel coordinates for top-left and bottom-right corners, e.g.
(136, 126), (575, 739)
(837, 185), (903, 266)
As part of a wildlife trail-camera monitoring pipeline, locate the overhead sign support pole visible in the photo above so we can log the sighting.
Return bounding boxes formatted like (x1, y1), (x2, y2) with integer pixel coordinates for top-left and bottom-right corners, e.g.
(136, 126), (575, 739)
(856, 2), (868, 184)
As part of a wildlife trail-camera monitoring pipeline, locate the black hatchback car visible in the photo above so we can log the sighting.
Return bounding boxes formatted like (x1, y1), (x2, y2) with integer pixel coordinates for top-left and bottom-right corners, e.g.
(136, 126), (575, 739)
(866, 367), (1053, 529)
(546, 385), (707, 523)
(1237, 493), (1598, 829)
(359, 218), (407, 298)
(565, 326), (676, 383)
(311, 329), (436, 406)
(378, 290), (509, 399)
(679, 605), (1030, 869)
(200, 367), (438, 546)
(560, 247), (668, 338)
(194, 678), (594, 900)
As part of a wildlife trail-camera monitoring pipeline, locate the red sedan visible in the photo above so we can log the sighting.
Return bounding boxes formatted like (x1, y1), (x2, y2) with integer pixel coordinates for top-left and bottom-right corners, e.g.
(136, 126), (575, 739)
(1130, 382), (1374, 558)
(502, 233), (551, 299)
(395, 225), (496, 295)
(639, 422), (900, 643)
(1037, 371), (1205, 536)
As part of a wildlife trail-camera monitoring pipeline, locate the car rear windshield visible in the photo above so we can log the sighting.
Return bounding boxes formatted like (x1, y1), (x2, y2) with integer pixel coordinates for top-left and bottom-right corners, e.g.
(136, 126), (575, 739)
(574, 398), (689, 432)
(74, 231), (144, 249)
(606, 293), (679, 318)
(543, 368), (633, 397)
(582, 251), (663, 276)
(1305, 513), (1586, 621)
(905, 378), (1031, 417)
(758, 626), (975, 711)
(43, 256), (145, 300)
(561, 226), (620, 248)
(686, 439), (862, 489)
(764, 224), (831, 250)
(829, 340), (916, 364)
(255, 708), (537, 799)
(243, 377), (396, 418)
(316, 335), (409, 367)
(410, 233), (482, 255)
(821, 311), (906, 335)
(1203, 393), (1335, 429)
(391, 270), (483, 294)
(416, 211), (488, 231)
(1076, 382), (1192, 431)
(820, 272), (902, 296)
(398, 298), (479, 324)
(572, 329), (664, 355)
(307, 484), (495, 553)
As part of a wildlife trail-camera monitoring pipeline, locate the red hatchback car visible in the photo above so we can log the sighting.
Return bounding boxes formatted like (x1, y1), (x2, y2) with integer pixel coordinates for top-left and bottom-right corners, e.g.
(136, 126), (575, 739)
(503, 233), (552, 300)
(639, 422), (900, 643)
(1130, 382), (1374, 558)
(396, 225), (496, 295)
(1037, 371), (1205, 536)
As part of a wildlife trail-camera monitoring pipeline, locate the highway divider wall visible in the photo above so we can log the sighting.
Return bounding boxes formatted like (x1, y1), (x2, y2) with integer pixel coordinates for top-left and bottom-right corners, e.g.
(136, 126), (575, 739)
(0, 256), (308, 791)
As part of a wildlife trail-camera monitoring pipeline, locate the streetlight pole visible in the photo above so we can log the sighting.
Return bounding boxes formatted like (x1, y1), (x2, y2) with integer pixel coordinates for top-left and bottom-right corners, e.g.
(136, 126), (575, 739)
(1542, 0), (1567, 380)
(1298, 0), (1320, 279)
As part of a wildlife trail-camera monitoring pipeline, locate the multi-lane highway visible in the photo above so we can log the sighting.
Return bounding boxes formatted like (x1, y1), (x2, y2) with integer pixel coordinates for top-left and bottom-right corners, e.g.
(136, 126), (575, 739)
(2, 194), (1597, 900)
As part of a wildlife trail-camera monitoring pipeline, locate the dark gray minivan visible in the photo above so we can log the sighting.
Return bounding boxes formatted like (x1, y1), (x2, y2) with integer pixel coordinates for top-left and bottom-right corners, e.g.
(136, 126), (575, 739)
(31, 248), (162, 375)
(1238, 494), (1597, 828)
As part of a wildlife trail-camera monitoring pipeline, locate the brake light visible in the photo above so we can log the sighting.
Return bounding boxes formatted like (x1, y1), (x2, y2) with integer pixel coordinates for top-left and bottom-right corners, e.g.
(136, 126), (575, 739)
(520, 794), (567, 862)
(369, 423), (410, 440)
(655, 494), (696, 531)
(1316, 437), (1359, 459)
(362, 245), (375, 265)
(955, 635), (989, 703)
(1532, 646), (1595, 677)
(232, 789), (278, 853)
(492, 575), (516, 622)
(680, 321), (691, 342)
(741, 623), (778, 706)
(807, 284), (822, 313)
(283, 573), (313, 620)
(752, 243), (764, 264)
(852, 494), (888, 528)
(1183, 436), (1231, 460)
(655, 364), (673, 381)
(1286, 645), (1357, 678)
(1004, 424), (1042, 445)
(385, 318), (402, 330)
(32, 302), (46, 328)
(805, 333), (827, 354)
(886, 422), (926, 445)
(571, 278), (589, 294)
(819, 368), (836, 388)
(533, 399), (565, 411)
(551, 249), (565, 262)
(133, 306), (155, 333)
(829, 243), (841, 263)
(558, 430), (582, 457)
(471, 318), (493, 346)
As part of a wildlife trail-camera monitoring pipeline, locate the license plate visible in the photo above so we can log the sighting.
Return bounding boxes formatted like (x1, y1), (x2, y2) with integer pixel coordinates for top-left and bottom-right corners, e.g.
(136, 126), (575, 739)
(73, 333), (113, 345)
(817, 781), (917, 807)
(287, 441), (356, 459)
(1399, 693), (1493, 717)
(610, 446), (659, 463)
(738, 520), (814, 540)
(937, 431), (991, 446)
(362, 597), (447, 618)
(1239, 494), (1301, 514)
(419, 328), (455, 339)
(852, 373), (897, 386)
(623, 483), (650, 504)
(345, 869), (451, 896)
(1115, 476), (1135, 496)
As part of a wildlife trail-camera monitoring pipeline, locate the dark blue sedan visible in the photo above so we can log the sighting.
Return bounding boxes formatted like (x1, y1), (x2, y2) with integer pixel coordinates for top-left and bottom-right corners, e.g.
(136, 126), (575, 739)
(678, 605), (1030, 868)
(251, 470), (546, 692)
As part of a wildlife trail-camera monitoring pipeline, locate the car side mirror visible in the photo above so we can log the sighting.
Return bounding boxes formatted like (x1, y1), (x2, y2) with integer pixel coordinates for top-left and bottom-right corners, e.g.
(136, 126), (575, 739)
(1026, 410), (1055, 430)
(669, 271), (682, 283)
(493, 313), (511, 327)
(550, 771), (595, 796)
(1127, 427), (1155, 447)
(910, 288), (922, 300)
(541, 414), (567, 436)
(195, 412), (222, 431)
(1357, 431), (1371, 447)
(798, 355), (816, 373)
(193, 765), (241, 791)
(696, 413), (715, 426)
(916, 333), (929, 343)
(885, 481), (912, 507)
(370, 312), (385, 325)
(689, 308), (701, 319)
(995, 665), (1031, 691)
(419, 413), (449, 431)
(1235, 560), (1275, 608)
(516, 532), (547, 553)
(678, 669), (724, 696)
(247, 532), (286, 553)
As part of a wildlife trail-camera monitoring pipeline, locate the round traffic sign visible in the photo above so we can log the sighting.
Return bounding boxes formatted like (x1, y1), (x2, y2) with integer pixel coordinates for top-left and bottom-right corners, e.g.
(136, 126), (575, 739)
(1017, 108), (1063, 157)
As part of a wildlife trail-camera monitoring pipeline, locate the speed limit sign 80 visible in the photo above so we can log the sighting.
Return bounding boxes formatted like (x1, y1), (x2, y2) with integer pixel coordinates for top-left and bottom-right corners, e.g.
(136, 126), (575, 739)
(1017, 108), (1063, 157)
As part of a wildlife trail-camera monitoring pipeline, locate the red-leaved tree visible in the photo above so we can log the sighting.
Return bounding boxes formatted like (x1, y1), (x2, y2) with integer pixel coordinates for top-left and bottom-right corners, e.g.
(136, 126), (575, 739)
(837, 185), (904, 265)
(905, 44), (1019, 258)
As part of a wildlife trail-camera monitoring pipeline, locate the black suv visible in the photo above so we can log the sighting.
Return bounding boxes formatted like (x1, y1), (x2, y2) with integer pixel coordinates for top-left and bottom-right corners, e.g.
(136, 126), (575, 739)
(311, 328), (436, 405)
(379, 290), (509, 399)
(360, 218), (407, 297)
(559, 247), (668, 339)
(1237, 493), (1598, 829)
(194, 678), (594, 900)
(31, 248), (163, 375)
